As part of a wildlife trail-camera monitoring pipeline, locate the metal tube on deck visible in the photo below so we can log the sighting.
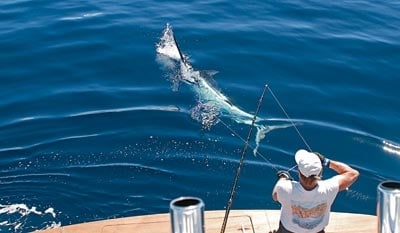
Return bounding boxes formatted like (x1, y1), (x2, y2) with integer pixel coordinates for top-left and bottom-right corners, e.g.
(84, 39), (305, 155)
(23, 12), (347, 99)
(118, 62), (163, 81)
(377, 181), (400, 233)
(170, 197), (205, 233)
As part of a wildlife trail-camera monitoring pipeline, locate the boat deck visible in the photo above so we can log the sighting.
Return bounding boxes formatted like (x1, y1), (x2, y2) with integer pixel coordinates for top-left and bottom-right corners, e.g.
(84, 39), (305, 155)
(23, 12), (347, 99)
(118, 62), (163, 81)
(38, 209), (376, 233)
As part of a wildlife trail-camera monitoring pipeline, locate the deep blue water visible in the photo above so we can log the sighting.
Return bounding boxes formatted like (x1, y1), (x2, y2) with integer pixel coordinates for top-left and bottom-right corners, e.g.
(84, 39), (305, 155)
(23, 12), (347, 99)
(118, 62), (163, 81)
(1, 0), (400, 232)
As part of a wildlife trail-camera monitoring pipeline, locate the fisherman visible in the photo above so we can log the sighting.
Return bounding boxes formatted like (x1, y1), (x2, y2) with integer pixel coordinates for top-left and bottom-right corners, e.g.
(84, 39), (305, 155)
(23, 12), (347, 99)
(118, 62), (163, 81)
(271, 149), (359, 233)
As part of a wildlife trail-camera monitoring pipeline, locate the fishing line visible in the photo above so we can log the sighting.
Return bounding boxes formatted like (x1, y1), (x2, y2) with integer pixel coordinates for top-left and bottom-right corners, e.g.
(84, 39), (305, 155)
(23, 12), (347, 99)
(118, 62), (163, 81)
(266, 87), (355, 195)
(218, 119), (279, 172)
(220, 84), (268, 233)
(218, 84), (313, 173)
(220, 117), (298, 191)
(266, 86), (312, 152)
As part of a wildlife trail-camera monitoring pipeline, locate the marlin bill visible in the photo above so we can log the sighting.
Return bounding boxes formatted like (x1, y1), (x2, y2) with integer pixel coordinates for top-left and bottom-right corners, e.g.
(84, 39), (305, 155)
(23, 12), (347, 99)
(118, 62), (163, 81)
(156, 23), (293, 155)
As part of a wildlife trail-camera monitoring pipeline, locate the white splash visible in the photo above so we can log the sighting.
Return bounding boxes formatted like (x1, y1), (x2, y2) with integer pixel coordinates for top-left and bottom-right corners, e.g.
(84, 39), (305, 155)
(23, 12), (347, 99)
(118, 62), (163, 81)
(0, 204), (59, 232)
(0, 204), (41, 215)
(156, 23), (183, 61)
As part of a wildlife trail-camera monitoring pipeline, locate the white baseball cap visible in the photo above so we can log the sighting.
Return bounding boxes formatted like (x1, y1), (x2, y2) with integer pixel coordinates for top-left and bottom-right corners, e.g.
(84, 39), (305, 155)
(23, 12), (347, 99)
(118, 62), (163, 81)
(295, 149), (322, 177)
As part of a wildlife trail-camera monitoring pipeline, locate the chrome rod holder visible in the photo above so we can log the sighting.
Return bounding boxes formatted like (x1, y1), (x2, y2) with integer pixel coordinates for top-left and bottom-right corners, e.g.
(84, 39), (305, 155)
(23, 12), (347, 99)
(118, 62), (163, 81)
(170, 197), (205, 233)
(377, 181), (400, 233)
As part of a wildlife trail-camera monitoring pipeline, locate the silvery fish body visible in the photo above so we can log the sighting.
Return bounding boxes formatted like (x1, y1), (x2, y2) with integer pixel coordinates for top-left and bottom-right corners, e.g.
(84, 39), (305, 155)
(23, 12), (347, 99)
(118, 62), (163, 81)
(156, 23), (292, 155)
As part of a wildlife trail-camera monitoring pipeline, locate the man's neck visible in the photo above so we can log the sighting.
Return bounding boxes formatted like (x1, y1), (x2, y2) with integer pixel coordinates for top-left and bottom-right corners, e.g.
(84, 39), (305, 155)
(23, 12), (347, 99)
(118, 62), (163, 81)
(300, 180), (318, 191)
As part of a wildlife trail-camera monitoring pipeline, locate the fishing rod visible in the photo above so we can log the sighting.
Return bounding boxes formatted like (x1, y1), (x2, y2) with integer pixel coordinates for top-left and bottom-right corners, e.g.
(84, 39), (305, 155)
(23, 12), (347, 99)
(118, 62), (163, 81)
(220, 84), (268, 233)
(219, 84), (313, 233)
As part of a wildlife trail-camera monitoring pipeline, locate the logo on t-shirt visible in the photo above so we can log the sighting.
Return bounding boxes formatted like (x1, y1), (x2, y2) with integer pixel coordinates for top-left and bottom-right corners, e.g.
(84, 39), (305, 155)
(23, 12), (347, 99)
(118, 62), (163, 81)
(291, 202), (327, 229)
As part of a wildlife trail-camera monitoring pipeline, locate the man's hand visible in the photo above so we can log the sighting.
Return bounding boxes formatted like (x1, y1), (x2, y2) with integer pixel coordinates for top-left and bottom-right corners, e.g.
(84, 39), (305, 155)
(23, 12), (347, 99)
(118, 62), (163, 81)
(276, 170), (293, 180)
(314, 152), (330, 167)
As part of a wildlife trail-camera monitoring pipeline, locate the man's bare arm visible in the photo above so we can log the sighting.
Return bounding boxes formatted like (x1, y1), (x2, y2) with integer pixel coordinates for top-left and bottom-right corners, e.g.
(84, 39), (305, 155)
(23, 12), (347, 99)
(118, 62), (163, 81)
(328, 160), (359, 191)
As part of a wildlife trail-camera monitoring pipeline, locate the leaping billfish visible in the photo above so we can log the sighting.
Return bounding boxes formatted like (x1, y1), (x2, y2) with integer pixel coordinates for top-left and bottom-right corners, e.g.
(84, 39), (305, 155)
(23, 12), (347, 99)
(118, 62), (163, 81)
(156, 23), (293, 155)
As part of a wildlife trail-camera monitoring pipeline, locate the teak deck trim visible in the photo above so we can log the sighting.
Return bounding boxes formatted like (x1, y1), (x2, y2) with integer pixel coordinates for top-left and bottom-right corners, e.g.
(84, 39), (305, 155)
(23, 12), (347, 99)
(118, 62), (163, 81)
(38, 209), (376, 233)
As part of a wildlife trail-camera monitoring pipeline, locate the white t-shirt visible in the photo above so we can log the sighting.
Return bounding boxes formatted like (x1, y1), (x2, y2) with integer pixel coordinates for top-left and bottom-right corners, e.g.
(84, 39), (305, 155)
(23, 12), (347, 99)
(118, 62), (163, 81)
(275, 177), (340, 233)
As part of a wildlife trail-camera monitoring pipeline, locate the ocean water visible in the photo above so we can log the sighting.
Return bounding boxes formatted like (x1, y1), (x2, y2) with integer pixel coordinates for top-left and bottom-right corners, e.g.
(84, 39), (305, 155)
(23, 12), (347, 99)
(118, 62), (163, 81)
(1, 0), (400, 232)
